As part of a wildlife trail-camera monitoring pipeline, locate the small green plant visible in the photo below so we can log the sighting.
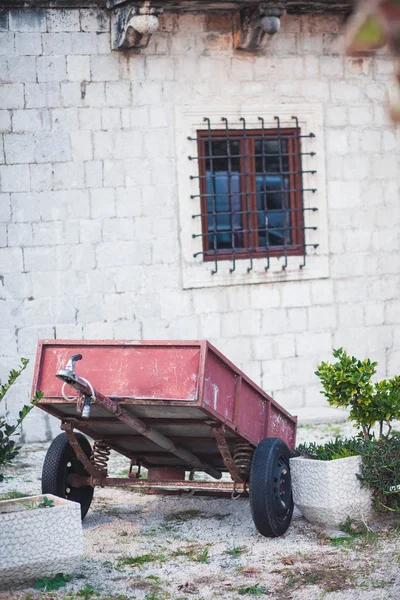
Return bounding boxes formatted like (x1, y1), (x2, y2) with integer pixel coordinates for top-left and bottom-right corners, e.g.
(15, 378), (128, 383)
(23, 496), (55, 510)
(324, 517), (379, 548)
(33, 572), (71, 591)
(78, 584), (100, 599)
(0, 358), (43, 482)
(197, 546), (210, 563)
(38, 496), (55, 508)
(293, 437), (366, 461)
(226, 546), (246, 557)
(316, 348), (400, 441)
(237, 583), (268, 596)
(172, 542), (212, 563)
(116, 553), (166, 568)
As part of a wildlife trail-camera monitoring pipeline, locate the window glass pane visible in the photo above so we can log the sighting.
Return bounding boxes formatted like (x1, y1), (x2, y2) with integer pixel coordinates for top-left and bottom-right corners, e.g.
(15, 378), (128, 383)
(205, 140), (244, 250)
(255, 139), (291, 247)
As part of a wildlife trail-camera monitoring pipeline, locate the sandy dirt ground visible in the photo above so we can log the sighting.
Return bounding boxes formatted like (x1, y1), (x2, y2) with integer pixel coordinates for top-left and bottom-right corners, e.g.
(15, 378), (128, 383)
(0, 422), (399, 600)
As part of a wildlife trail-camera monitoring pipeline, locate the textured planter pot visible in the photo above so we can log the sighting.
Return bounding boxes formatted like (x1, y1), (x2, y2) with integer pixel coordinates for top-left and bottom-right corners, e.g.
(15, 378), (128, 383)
(0, 494), (83, 588)
(289, 455), (372, 527)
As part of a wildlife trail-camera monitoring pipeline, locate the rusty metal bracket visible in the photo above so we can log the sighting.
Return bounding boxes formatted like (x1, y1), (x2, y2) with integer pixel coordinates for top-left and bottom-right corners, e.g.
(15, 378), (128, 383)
(61, 422), (105, 481)
(211, 425), (244, 483)
(232, 480), (248, 499)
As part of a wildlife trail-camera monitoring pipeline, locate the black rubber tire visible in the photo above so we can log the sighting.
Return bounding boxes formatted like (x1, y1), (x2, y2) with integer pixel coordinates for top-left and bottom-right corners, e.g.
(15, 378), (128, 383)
(41, 432), (94, 519)
(249, 437), (293, 538)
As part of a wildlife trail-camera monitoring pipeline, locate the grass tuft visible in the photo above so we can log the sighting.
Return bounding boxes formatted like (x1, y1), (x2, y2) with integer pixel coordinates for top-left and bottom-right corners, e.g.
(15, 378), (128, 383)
(172, 542), (213, 563)
(116, 553), (166, 568)
(325, 517), (380, 548)
(78, 584), (100, 599)
(238, 583), (268, 596)
(226, 546), (246, 557)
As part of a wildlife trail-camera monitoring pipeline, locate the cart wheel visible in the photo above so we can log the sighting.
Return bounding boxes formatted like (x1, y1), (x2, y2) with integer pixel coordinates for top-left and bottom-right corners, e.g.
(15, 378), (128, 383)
(249, 437), (293, 538)
(42, 432), (94, 519)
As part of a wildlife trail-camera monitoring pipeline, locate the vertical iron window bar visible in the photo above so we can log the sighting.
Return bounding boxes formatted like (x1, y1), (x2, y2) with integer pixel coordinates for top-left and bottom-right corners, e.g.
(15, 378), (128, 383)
(258, 117), (270, 272)
(240, 118), (253, 273)
(222, 117), (236, 273)
(205, 118), (218, 275)
(189, 118), (318, 274)
(293, 116), (307, 269)
(275, 116), (288, 271)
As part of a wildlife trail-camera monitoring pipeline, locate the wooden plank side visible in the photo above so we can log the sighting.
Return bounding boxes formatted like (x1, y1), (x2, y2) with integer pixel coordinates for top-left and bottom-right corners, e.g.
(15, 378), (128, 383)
(34, 341), (201, 401)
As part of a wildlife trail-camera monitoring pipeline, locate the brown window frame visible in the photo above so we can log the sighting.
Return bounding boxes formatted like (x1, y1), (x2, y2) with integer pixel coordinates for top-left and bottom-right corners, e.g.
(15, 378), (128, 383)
(197, 127), (304, 263)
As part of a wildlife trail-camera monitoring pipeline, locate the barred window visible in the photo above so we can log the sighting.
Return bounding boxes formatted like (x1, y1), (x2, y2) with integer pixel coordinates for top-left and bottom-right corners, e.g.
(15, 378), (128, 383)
(189, 117), (317, 273)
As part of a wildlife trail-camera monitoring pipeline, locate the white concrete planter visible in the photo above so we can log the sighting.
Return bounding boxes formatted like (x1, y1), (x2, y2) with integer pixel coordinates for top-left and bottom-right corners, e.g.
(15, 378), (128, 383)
(289, 455), (372, 527)
(0, 494), (83, 588)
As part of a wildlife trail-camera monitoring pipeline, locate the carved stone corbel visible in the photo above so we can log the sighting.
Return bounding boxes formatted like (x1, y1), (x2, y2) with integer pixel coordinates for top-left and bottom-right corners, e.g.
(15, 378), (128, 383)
(111, 3), (163, 51)
(235, 3), (286, 53)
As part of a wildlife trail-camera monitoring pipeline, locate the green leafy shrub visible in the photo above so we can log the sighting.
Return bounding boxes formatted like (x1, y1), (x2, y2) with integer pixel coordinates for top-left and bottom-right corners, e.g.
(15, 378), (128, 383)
(316, 348), (400, 441)
(359, 435), (400, 513)
(293, 438), (367, 461)
(295, 349), (400, 514)
(0, 358), (42, 482)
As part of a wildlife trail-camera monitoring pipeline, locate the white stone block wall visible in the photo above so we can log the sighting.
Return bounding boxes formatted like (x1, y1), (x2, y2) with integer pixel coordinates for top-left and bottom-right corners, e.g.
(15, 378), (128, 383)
(0, 9), (399, 441)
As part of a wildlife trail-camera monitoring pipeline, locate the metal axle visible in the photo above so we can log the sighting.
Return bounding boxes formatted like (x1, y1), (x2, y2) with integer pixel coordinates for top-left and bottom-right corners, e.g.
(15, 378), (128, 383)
(67, 474), (247, 496)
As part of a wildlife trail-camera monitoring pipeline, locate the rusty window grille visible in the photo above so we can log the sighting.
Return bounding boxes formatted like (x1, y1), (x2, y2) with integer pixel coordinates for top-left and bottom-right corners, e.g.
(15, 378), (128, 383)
(188, 117), (318, 274)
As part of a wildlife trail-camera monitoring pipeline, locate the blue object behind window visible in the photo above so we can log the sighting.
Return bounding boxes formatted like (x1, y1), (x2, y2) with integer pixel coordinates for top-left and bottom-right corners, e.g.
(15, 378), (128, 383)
(206, 171), (242, 250)
(256, 174), (291, 247)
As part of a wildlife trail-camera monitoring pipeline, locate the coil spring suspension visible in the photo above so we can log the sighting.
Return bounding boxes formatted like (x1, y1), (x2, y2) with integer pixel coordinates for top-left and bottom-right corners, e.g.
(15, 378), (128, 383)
(233, 443), (254, 482)
(91, 440), (111, 475)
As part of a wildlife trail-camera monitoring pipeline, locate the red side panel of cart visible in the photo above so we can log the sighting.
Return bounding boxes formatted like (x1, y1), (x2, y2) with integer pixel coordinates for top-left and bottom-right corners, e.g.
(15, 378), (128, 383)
(34, 341), (203, 402)
(32, 340), (297, 458)
(200, 344), (296, 449)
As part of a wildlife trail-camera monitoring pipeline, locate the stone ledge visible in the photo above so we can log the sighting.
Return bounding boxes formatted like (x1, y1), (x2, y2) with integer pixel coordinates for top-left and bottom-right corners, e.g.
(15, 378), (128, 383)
(0, 1), (353, 15)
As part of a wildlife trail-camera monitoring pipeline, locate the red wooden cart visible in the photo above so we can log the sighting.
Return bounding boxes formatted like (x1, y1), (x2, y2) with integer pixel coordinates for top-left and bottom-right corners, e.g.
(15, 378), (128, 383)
(32, 340), (297, 537)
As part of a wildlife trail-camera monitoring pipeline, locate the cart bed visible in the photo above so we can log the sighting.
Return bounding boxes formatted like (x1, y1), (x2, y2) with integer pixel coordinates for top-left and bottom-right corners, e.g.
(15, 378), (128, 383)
(33, 340), (297, 473)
